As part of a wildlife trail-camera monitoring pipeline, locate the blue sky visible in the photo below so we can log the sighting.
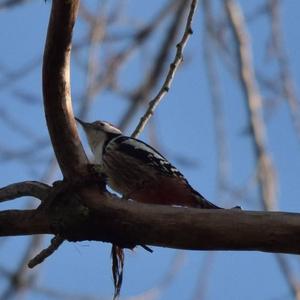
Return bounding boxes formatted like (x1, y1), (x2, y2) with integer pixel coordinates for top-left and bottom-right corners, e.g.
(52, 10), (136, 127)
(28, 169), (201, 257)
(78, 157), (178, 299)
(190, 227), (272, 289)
(1, 1), (300, 299)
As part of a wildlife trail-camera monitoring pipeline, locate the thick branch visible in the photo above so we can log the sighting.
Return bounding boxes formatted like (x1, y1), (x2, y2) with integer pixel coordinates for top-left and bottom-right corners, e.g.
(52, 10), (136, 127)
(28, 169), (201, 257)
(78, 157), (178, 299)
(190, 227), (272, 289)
(0, 181), (50, 202)
(1, 187), (300, 255)
(43, 0), (88, 179)
(0, 210), (50, 236)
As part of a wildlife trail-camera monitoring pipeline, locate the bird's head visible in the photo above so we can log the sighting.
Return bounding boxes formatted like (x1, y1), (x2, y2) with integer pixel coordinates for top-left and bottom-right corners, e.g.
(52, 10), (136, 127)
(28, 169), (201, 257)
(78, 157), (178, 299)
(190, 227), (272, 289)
(75, 117), (122, 153)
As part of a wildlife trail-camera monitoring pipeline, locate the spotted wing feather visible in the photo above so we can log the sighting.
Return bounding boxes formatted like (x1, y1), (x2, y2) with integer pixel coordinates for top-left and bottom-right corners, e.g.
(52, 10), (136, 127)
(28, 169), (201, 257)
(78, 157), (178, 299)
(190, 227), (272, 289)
(103, 136), (220, 209)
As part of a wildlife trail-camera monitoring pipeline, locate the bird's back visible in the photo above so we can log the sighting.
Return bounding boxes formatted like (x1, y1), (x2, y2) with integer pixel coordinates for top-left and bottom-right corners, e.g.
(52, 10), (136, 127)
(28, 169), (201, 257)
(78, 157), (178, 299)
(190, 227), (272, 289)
(102, 135), (221, 209)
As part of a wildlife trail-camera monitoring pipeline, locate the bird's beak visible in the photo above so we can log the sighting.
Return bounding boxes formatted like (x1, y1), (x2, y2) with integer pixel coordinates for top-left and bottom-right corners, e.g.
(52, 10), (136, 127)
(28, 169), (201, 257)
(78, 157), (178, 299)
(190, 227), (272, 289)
(75, 117), (90, 129)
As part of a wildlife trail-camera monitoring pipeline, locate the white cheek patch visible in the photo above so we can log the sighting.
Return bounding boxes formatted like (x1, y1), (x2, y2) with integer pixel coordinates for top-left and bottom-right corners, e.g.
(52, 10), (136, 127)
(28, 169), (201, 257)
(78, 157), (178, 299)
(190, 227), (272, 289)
(103, 122), (122, 135)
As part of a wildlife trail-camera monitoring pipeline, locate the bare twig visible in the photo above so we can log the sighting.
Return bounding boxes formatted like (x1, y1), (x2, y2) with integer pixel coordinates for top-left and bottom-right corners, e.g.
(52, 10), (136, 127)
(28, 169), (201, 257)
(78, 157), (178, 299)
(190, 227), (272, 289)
(0, 181), (50, 202)
(119, 0), (188, 131)
(225, 0), (276, 211)
(225, 0), (300, 297)
(275, 253), (300, 299)
(0, 159), (59, 300)
(267, 0), (300, 140)
(28, 235), (64, 269)
(131, 0), (199, 138)
(0, 167), (55, 289)
(203, 0), (231, 199)
(77, 3), (106, 118)
(76, 0), (180, 115)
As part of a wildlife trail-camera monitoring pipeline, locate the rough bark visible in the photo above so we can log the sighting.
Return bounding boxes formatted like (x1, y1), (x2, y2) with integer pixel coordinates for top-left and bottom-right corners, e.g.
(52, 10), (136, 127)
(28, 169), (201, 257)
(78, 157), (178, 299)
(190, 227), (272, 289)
(1, 184), (300, 255)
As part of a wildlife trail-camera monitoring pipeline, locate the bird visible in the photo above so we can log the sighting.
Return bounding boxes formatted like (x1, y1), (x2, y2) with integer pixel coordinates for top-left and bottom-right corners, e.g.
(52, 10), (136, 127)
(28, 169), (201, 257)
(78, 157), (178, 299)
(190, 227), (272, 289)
(76, 117), (222, 209)
(75, 118), (236, 300)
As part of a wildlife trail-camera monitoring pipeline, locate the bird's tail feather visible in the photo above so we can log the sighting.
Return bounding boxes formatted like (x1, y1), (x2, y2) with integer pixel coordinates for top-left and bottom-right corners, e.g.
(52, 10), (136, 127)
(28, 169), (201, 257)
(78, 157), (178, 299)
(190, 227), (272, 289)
(192, 189), (241, 209)
(111, 245), (124, 300)
(196, 194), (222, 209)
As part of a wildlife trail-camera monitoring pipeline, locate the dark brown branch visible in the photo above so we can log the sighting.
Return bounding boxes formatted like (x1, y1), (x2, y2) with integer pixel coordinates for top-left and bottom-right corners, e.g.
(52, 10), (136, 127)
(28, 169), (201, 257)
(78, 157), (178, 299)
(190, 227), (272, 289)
(0, 181), (50, 202)
(0, 155), (62, 300)
(43, 0), (88, 180)
(0, 209), (50, 236)
(28, 235), (64, 269)
(1, 186), (300, 255)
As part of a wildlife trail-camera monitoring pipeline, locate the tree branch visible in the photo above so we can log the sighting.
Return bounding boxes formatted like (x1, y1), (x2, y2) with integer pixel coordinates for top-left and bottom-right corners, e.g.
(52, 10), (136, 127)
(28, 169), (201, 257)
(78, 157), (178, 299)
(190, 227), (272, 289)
(0, 210), (50, 236)
(225, 1), (300, 296)
(225, 0), (277, 211)
(0, 181), (51, 202)
(43, 0), (88, 180)
(1, 186), (300, 255)
(28, 235), (64, 269)
(131, 0), (199, 138)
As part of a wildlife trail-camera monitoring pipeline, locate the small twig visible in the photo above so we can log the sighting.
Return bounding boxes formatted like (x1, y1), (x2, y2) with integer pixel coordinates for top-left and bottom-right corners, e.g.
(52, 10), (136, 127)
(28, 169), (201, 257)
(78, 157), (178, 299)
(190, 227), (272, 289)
(131, 0), (199, 138)
(225, 0), (277, 211)
(140, 245), (153, 253)
(267, 0), (300, 141)
(203, 0), (231, 199)
(28, 235), (64, 269)
(77, 0), (180, 125)
(119, 0), (188, 131)
(0, 181), (50, 203)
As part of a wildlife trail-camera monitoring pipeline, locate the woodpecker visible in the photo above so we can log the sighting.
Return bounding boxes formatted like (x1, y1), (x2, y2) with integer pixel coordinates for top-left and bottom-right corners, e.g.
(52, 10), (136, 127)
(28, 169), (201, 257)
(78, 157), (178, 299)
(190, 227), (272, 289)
(76, 118), (221, 209)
